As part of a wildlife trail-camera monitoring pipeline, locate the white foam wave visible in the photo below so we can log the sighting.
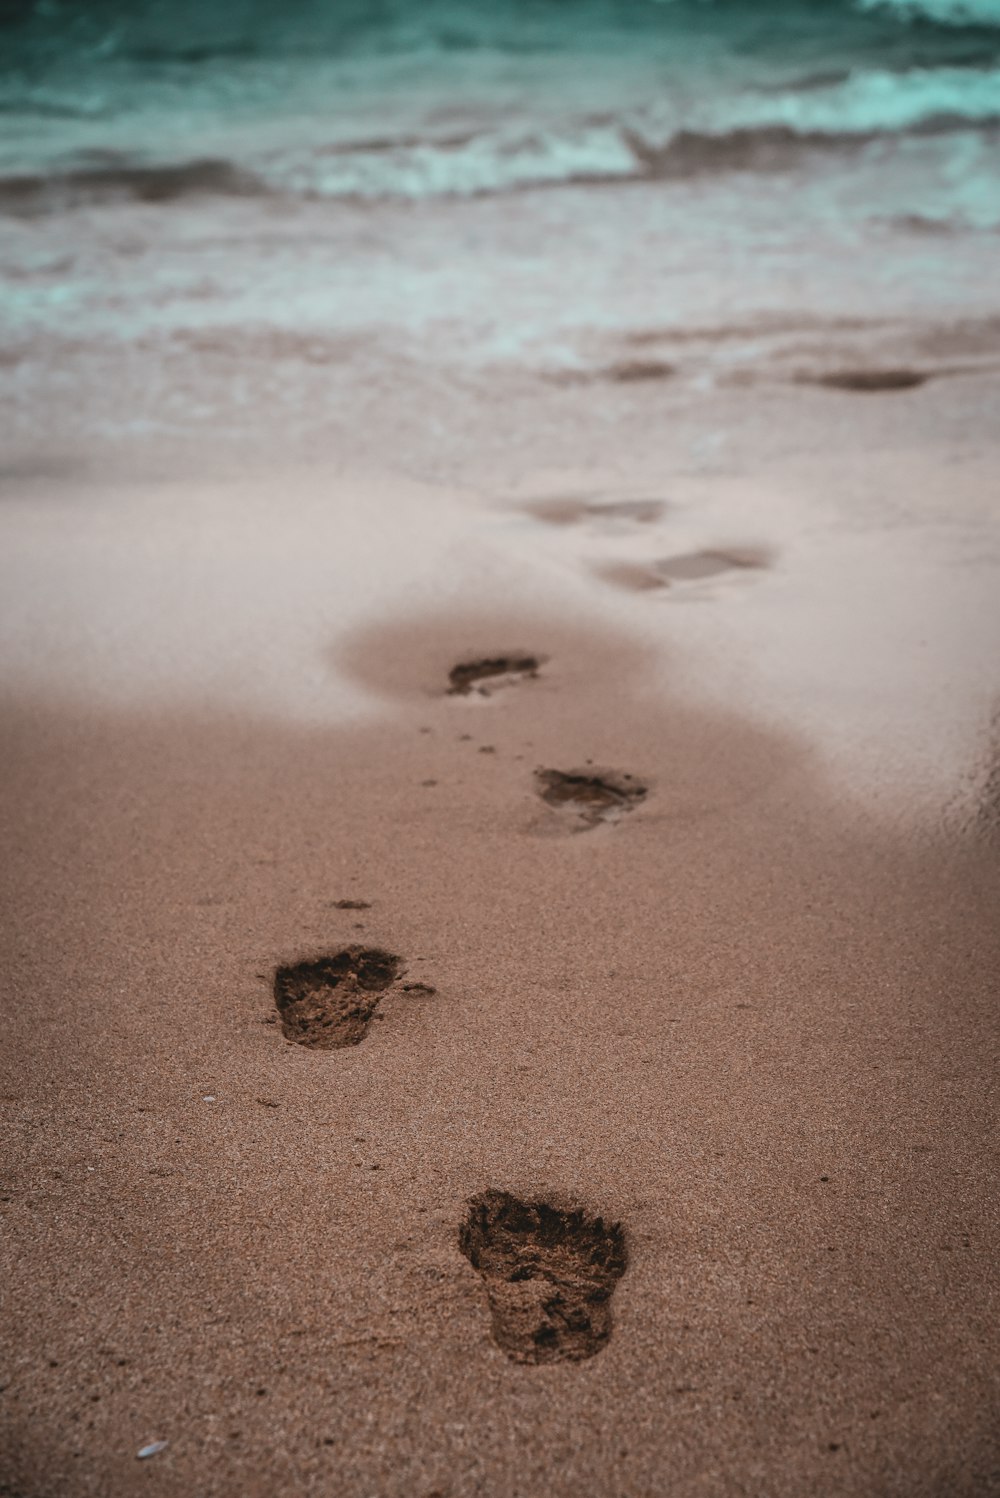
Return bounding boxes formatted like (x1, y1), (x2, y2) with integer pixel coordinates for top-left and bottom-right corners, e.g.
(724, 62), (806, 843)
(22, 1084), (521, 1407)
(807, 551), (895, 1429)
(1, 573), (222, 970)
(733, 61), (1000, 132)
(857, 0), (1000, 23)
(2, 52), (999, 211)
(270, 122), (638, 200)
(255, 63), (1000, 201)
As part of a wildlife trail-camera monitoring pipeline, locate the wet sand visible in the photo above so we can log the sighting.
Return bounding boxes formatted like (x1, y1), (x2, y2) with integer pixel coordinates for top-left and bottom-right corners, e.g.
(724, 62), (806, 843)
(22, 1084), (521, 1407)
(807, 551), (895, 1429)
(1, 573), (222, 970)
(2, 529), (999, 1495)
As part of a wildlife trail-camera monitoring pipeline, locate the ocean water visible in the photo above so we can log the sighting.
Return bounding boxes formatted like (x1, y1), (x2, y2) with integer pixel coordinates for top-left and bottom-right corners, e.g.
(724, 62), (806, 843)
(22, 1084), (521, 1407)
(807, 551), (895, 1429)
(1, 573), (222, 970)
(1, 1), (999, 803)
(2, 0), (999, 470)
(3, 0), (1000, 208)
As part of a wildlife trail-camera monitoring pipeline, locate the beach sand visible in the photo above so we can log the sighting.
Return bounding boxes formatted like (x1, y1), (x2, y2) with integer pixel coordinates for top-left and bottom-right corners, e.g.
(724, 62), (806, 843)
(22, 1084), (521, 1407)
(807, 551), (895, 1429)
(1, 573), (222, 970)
(1, 356), (999, 1495)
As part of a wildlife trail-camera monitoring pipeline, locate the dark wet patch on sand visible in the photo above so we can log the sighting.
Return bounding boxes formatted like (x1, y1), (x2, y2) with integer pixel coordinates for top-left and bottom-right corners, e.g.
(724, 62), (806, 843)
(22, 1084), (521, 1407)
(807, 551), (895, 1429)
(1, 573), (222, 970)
(547, 359), (674, 387)
(799, 368), (930, 393)
(448, 655), (542, 696)
(273, 946), (404, 1049)
(603, 359), (675, 383)
(459, 1190), (627, 1364)
(536, 767), (647, 828)
(949, 704), (1000, 843)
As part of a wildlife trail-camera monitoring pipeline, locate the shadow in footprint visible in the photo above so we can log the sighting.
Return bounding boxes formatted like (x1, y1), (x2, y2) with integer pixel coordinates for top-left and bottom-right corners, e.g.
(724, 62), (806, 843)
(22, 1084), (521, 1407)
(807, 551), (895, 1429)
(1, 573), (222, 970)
(459, 1190), (627, 1364)
(448, 655), (542, 696)
(273, 946), (403, 1049)
(536, 767), (647, 829)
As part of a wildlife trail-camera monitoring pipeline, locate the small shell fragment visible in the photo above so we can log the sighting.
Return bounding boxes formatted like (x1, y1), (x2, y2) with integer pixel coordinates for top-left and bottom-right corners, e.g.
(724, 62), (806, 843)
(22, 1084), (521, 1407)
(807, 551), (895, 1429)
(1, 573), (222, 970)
(137, 1440), (168, 1459)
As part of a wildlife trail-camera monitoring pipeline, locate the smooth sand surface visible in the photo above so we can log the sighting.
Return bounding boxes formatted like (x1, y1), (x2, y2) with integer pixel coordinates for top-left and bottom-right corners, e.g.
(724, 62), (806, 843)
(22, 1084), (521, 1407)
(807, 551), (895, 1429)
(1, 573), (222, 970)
(2, 576), (998, 1495)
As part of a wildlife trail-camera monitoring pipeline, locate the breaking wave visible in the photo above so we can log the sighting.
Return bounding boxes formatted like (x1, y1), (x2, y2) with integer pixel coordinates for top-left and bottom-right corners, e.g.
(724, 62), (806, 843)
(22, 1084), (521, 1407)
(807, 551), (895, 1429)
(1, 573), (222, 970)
(3, 60), (998, 212)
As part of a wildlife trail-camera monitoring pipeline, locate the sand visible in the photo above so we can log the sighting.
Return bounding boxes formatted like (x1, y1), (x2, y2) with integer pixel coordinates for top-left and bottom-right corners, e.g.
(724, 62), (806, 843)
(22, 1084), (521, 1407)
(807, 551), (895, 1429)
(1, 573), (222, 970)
(2, 187), (1000, 1495)
(2, 416), (999, 1498)
(5, 9), (1000, 1484)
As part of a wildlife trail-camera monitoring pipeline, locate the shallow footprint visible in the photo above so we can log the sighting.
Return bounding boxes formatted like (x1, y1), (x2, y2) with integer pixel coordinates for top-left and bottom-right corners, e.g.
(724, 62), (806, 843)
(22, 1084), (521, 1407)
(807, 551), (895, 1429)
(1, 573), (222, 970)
(526, 497), (666, 529)
(448, 655), (542, 696)
(596, 547), (767, 593)
(536, 767), (647, 829)
(273, 946), (404, 1048)
(459, 1190), (627, 1364)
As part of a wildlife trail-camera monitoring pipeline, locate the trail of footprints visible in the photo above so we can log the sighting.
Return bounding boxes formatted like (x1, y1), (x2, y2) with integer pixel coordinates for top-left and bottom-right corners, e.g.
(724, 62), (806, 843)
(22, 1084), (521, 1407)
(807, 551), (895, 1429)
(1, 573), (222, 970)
(265, 651), (643, 1363)
(266, 523), (771, 1357)
(256, 407), (906, 1366)
(525, 494), (770, 595)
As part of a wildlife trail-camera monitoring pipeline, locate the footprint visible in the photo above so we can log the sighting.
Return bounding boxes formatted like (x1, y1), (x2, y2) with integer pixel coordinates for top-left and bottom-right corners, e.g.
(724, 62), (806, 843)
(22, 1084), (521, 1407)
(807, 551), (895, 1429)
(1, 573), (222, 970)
(536, 768), (647, 828)
(799, 368), (929, 392)
(593, 561), (671, 593)
(273, 946), (404, 1049)
(596, 547), (767, 593)
(448, 655), (541, 696)
(526, 497), (666, 528)
(458, 1190), (627, 1364)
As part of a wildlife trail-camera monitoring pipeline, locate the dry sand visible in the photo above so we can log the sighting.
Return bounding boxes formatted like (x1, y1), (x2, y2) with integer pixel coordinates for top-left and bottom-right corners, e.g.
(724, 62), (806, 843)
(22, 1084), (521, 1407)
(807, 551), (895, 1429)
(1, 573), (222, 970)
(1, 374), (999, 1497)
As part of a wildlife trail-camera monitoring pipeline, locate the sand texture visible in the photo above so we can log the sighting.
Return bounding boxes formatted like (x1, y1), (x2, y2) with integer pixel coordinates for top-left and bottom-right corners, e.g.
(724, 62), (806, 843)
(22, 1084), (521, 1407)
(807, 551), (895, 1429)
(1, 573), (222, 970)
(1, 573), (999, 1496)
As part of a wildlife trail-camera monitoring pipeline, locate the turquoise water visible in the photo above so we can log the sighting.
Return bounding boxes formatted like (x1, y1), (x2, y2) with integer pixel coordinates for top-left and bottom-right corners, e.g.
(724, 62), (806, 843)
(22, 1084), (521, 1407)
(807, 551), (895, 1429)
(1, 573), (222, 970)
(2, 0), (999, 208)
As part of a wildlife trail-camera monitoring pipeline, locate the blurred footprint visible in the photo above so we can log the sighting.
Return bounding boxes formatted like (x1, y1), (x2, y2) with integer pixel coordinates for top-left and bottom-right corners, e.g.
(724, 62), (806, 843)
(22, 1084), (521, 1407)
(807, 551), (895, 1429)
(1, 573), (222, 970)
(535, 767), (647, 830)
(448, 654), (543, 696)
(547, 359), (675, 387)
(525, 497), (666, 530)
(594, 547), (769, 593)
(798, 368), (929, 393)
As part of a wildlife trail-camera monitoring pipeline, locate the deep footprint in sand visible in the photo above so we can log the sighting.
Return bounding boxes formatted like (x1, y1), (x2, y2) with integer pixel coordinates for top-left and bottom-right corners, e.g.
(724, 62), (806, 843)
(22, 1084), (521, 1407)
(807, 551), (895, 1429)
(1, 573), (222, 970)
(536, 767), (647, 828)
(459, 1190), (627, 1364)
(273, 946), (404, 1048)
(448, 655), (542, 696)
(596, 547), (767, 593)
